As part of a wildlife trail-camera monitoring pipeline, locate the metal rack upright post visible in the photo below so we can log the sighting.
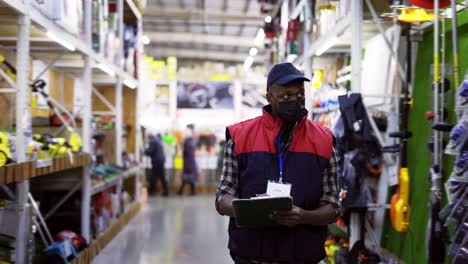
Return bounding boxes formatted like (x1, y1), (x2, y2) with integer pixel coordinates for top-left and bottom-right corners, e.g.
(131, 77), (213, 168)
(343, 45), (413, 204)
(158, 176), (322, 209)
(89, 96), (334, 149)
(15, 0), (32, 262)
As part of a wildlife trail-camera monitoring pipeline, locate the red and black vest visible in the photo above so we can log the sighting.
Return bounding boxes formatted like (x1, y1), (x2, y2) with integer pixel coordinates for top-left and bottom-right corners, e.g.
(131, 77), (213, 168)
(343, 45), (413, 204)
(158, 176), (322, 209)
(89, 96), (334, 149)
(226, 107), (333, 263)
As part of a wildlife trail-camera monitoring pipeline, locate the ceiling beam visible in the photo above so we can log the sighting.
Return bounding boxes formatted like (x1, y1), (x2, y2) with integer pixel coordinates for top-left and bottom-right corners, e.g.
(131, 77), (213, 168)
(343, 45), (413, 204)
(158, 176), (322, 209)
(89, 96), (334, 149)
(176, 0), (188, 32)
(145, 47), (264, 63)
(234, 0), (253, 53)
(143, 7), (263, 22)
(146, 32), (255, 47)
(222, 0), (228, 12)
(0, 36), (51, 42)
(156, 0), (173, 32)
(221, 0), (228, 35)
(244, 0), (252, 13)
(143, 19), (263, 27)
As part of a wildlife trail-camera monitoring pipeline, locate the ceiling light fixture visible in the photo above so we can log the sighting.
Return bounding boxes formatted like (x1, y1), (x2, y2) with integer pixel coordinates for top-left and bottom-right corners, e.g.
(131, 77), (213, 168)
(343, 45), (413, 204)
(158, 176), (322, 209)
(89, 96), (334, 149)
(46, 31), (76, 51)
(142, 35), (150, 45)
(243, 56), (254, 72)
(249, 47), (258, 57)
(96, 63), (115, 77)
(254, 28), (265, 47)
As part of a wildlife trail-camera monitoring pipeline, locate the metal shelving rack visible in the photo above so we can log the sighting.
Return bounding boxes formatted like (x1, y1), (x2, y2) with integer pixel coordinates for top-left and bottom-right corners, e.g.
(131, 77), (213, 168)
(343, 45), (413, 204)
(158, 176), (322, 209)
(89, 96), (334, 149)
(289, 0), (361, 114)
(0, 0), (144, 261)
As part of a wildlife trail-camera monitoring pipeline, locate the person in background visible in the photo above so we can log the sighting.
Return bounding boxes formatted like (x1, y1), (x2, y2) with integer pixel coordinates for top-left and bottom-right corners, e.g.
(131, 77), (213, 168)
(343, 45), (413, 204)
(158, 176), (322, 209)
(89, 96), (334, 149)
(144, 132), (168, 197)
(162, 131), (177, 185)
(215, 63), (341, 264)
(178, 124), (199, 196)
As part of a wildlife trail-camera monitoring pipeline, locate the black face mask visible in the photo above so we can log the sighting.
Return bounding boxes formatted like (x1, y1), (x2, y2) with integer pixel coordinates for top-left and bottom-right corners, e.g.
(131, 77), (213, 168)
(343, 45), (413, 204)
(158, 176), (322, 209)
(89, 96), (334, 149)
(276, 100), (307, 122)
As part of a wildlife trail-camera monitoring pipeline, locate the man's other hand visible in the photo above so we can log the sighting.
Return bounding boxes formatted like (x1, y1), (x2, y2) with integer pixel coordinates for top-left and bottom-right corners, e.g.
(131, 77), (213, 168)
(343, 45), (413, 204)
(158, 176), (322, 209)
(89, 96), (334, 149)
(272, 206), (304, 227)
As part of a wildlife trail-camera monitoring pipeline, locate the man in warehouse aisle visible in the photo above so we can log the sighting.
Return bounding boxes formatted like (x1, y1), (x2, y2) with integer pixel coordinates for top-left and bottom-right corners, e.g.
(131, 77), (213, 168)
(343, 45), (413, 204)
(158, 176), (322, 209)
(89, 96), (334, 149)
(144, 132), (168, 197)
(178, 123), (199, 196)
(215, 63), (342, 264)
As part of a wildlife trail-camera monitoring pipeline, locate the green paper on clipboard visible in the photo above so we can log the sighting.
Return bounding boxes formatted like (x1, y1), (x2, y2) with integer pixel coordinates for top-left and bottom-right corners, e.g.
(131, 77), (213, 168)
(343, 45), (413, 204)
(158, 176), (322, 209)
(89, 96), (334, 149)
(232, 196), (293, 227)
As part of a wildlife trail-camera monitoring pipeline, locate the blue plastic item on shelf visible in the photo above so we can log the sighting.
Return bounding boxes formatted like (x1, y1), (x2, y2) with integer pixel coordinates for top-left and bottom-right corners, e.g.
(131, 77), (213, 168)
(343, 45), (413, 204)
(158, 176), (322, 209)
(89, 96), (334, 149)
(45, 240), (77, 264)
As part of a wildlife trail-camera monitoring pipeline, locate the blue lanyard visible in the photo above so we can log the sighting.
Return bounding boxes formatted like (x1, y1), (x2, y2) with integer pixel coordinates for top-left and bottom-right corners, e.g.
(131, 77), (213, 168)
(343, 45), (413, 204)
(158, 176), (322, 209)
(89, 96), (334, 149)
(276, 138), (288, 183)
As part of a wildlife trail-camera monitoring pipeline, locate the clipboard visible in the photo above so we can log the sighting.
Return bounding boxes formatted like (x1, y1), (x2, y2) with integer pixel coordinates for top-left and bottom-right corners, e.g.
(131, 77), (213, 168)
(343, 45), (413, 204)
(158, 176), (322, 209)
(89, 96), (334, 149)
(232, 196), (293, 227)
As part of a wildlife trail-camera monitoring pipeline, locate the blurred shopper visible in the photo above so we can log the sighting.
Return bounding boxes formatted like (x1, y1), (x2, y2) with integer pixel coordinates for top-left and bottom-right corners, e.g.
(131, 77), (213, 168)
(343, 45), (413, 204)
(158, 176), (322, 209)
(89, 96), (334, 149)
(215, 63), (341, 264)
(162, 131), (177, 184)
(178, 124), (199, 196)
(144, 132), (168, 197)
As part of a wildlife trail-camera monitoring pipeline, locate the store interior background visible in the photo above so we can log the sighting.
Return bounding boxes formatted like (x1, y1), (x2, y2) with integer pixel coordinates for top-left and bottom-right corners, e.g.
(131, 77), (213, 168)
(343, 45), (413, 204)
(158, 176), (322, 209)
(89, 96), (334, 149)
(0, 0), (467, 263)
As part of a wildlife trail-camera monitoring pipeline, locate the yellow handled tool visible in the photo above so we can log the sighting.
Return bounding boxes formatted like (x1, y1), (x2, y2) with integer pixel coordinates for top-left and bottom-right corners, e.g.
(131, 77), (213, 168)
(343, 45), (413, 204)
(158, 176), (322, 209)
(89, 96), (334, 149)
(390, 168), (410, 232)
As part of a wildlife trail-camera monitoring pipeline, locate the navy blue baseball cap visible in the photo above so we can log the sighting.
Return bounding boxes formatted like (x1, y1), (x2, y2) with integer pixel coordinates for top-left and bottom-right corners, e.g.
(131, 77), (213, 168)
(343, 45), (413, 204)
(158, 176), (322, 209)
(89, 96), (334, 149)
(267, 62), (310, 90)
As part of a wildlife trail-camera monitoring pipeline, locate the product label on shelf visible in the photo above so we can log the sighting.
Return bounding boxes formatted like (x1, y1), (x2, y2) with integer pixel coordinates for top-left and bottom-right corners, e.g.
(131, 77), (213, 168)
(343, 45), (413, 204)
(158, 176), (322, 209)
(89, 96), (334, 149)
(36, 158), (53, 168)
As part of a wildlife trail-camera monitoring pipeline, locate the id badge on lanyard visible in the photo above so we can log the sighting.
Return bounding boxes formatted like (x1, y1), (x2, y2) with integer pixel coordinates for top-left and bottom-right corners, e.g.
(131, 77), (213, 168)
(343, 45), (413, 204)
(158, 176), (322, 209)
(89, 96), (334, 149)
(266, 138), (292, 197)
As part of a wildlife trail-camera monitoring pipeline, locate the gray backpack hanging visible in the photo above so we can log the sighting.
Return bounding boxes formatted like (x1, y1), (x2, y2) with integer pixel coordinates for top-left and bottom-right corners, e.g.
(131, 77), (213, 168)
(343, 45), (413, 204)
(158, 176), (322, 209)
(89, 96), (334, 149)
(336, 94), (379, 208)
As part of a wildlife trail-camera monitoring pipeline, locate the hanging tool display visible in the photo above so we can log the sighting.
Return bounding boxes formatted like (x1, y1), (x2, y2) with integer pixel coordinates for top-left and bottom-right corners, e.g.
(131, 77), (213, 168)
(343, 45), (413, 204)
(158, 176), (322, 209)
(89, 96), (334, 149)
(443, 73), (468, 263)
(426, 2), (447, 263)
(434, 1), (468, 262)
(387, 20), (413, 233)
(450, 0), (461, 89)
(335, 93), (383, 263)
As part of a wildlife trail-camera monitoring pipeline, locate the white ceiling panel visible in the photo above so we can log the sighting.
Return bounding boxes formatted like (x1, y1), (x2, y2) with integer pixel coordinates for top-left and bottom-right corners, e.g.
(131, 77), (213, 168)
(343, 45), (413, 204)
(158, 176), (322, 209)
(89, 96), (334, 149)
(162, 0), (178, 8)
(183, 0), (194, 8)
(181, 43), (193, 49)
(143, 0), (268, 63)
(152, 25), (168, 32)
(205, 24), (221, 35)
(247, 0), (260, 15)
(204, 44), (221, 51)
(242, 26), (258, 37)
(190, 25), (204, 34)
(172, 25), (186, 32)
(209, 0), (224, 11)
(224, 25), (240, 36)
(227, 0), (246, 13)
(195, 42), (205, 50)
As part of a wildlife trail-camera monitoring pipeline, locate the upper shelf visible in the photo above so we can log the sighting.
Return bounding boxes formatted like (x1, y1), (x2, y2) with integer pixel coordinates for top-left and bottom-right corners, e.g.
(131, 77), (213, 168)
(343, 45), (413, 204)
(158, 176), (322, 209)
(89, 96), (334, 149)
(294, 13), (393, 65)
(304, 14), (352, 58)
(292, 14), (351, 65)
(90, 166), (139, 195)
(0, 0), (139, 85)
(0, 153), (92, 186)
